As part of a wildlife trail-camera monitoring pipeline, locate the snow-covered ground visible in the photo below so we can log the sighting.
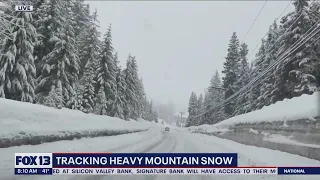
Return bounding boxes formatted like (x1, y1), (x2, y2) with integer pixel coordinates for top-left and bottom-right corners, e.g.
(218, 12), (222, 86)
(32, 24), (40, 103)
(1, 127), (320, 180)
(189, 92), (320, 131)
(0, 98), (157, 141)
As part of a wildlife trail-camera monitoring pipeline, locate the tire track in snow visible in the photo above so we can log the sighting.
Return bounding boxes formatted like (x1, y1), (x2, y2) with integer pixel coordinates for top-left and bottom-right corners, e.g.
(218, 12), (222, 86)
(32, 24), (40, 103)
(139, 131), (179, 180)
(80, 130), (176, 180)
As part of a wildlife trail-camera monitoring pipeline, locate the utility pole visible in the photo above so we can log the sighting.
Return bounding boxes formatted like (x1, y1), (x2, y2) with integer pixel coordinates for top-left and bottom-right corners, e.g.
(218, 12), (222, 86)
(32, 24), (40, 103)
(179, 112), (184, 128)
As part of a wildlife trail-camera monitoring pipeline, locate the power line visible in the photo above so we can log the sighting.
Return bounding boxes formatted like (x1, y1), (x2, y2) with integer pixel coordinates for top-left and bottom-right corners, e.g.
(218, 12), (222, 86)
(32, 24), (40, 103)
(195, 19), (320, 118)
(194, 0), (318, 119)
(226, 23), (320, 107)
(242, 0), (268, 43)
(227, 26), (319, 107)
(224, 22), (320, 105)
(211, 26), (320, 117)
(276, 0), (293, 21)
(247, 0), (293, 62)
(222, 0), (318, 101)
(232, 32), (320, 114)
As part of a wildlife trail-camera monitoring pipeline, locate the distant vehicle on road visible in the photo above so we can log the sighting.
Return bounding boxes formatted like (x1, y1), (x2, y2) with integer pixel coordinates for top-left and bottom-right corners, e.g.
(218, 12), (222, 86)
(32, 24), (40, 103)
(165, 127), (170, 131)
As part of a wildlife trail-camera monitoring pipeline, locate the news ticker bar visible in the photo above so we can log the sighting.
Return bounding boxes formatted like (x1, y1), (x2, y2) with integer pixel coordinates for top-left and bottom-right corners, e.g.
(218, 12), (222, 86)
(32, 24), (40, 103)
(14, 167), (320, 175)
(15, 153), (238, 168)
(14, 153), (320, 176)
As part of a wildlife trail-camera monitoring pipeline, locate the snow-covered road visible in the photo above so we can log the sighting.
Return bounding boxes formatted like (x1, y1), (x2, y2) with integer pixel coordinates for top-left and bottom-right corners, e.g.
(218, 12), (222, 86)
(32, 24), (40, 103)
(1, 127), (320, 180)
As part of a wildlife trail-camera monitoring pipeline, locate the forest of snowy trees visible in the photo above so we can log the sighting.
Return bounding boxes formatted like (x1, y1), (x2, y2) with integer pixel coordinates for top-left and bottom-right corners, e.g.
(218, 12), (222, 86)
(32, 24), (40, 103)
(0, 0), (158, 122)
(186, 0), (320, 127)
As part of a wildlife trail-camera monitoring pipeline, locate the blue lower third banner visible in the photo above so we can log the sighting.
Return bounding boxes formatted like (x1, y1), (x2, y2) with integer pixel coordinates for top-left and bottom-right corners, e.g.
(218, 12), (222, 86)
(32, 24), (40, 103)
(278, 167), (320, 175)
(52, 153), (238, 168)
(15, 168), (52, 175)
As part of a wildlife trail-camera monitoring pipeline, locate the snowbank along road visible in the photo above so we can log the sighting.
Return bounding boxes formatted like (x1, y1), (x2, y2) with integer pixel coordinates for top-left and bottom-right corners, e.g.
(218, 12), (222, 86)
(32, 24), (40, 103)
(1, 127), (320, 180)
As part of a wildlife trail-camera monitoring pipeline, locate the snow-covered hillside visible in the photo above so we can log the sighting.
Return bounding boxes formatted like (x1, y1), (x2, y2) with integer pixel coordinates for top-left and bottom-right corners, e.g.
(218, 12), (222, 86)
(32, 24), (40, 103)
(189, 92), (319, 132)
(0, 98), (158, 147)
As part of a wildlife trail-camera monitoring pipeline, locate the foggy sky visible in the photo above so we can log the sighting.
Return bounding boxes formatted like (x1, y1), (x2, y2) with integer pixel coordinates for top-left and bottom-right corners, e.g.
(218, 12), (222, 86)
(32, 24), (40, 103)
(86, 1), (294, 112)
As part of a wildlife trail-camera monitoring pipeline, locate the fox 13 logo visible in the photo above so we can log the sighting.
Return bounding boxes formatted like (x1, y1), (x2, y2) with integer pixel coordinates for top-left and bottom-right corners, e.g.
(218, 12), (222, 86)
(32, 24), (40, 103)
(15, 153), (52, 168)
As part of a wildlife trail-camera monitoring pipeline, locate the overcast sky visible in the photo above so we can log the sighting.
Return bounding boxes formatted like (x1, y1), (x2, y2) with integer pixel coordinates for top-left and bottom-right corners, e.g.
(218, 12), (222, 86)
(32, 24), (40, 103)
(86, 1), (294, 112)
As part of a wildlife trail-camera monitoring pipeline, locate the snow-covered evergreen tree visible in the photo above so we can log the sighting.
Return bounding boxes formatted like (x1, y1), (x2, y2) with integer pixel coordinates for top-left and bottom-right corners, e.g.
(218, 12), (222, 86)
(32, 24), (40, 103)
(204, 71), (226, 124)
(197, 93), (203, 113)
(94, 86), (107, 115)
(72, 0), (92, 78)
(257, 21), (281, 108)
(186, 92), (198, 127)
(33, 0), (66, 79)
(110, 52), (127, 119)
(36, 0), (80, 108)
(80, 57), (96, 113)
(234, 68), (254, 115)
(141, 95), (149, 120)
(309, 2), (320, 86)
(94, 25), (117, 116)
(0, 1), (14, 48)
(245, 40), (267, 112)
(71, 0), (90, 38)
(195, 93), (203, 123)
(222, 32), (240, 116)
(238, 43), (250, 85)
(78, 9), (101, 113)
(138, 78), (147, 117)
(146, 100), (158, 122)
(31, 0), (45, 21)
(0, 11), (37, 102)
(124, 54), (141, 120)
(233, 43), (250, 115)
(136, 77), (146, 118)
(274, 0), (317, 101)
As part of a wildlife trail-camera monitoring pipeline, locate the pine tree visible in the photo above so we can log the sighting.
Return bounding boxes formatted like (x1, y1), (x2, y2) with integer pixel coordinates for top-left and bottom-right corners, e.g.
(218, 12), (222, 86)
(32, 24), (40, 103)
(124, 55), (141, 120)
(71, 0), (91, 38)
(197, 93), (203, 113)
(33, 0), (66, 79)
(151, 108), (159, 122)
(141, 96), (149, 120)
(147, 100), (158, 122)
(80, 57), (96, 113)
(186, 92), (198, 127)
(196, 93), (203, 124)
(137, 78), (147, 118)
(94, 25), (117, 116)
(274, 0), (317, 102)
(233, 43), (250, 115)
(31, 0), (45, 21)
(309, 2), (320, 86)
(110, 52), (127, 119)
(78, 9), (101, 113)
(94, 86), (107, 115)
(234, 68), (254, 115)
(204, 71), (226, 124)
(246, 39), (267, 112)
(239, 43), (249, 84)
(0, 11), (37, 102)
(257, 21), (281, 108)
(36, 0), (80, 108)
(0, 1), (13, 46)
(72, 0), (92, 78)
(222, 32), (240, 116)
(202, 90), (210, 120)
